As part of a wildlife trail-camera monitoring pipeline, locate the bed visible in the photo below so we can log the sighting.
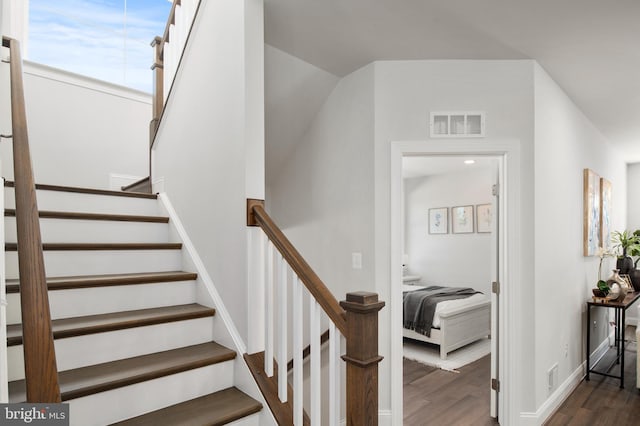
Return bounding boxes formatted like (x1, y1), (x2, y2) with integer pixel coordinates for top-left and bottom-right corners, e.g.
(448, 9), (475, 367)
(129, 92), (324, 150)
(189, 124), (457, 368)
(403, 284), (491, 359)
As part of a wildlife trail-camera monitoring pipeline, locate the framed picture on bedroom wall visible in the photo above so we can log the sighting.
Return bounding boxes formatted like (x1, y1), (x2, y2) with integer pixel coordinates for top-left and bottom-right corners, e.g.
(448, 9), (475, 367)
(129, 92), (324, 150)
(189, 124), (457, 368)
(452, 205), (474, 234)
(476, 203), (492, 233)
(428, 207), (448, 234)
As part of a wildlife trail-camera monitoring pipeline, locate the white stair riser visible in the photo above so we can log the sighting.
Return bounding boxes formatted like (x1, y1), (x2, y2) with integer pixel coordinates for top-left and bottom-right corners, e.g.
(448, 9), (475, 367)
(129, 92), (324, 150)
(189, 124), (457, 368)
(5, 281), (197, 323)
(7, 317), (216, 381)
(4, 218), (171, 244)
(226, 414), (261, 426)
(5, 250), (183, 278)
(4, 188), (160, 216)
(68, 361), (235, 426)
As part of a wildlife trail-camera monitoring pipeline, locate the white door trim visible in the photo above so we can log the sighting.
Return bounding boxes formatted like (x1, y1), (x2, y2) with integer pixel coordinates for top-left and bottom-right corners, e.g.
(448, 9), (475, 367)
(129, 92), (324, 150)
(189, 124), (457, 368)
(389, 139), (523, 425)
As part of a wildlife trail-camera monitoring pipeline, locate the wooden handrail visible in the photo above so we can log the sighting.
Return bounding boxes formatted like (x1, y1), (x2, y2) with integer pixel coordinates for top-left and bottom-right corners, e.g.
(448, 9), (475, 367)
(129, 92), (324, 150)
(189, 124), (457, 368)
(2, 36), (61, 402)
(248, 201), (348, 336)
(246, 199), (384, 425)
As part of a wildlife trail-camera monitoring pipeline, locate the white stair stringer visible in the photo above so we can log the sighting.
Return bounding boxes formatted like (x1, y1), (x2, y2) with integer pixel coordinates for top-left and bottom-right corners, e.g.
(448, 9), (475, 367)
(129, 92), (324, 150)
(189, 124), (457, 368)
(7, 316), (216, 382)
(5, 217), (171, 244)
(5, 249), (183, 278)
(3, 187), (161, 216)
(5, 280), (197, 323)
(158, 193), (278, 426)
(67, 360), (235, 426)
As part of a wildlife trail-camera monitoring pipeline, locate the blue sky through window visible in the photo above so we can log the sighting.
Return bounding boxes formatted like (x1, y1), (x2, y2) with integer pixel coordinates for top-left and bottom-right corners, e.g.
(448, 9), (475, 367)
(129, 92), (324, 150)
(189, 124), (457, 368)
(29, 0), (172, 92)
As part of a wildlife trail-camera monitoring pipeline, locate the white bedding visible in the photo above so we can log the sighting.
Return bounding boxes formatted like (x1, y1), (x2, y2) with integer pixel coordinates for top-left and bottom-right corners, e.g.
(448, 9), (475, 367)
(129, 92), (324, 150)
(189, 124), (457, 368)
(402, 284), (488, 328)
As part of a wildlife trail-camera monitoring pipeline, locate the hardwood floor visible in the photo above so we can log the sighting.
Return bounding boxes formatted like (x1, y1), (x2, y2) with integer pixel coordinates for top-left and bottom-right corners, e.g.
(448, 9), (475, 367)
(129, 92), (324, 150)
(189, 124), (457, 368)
(404, 327), (639, 425)
(545, 326), (640, 426)
(403, 354), (498, 425)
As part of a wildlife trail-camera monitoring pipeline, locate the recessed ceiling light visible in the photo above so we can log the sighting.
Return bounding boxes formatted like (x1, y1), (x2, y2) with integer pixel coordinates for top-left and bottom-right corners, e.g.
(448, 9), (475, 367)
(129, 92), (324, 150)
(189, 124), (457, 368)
(464, 160), (475, 165)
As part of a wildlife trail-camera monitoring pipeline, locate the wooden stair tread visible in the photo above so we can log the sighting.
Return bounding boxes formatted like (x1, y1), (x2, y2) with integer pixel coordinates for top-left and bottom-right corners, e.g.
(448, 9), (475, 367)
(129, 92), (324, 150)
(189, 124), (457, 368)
(4, 180), (157, 199)
(5, 209), (169, 223)
(6, 304), (215, 346)
(8, 342), (236, 403)
(5, 242), (182, 251)
(110, 387), (262, 426)
(6, 271), (198, 293)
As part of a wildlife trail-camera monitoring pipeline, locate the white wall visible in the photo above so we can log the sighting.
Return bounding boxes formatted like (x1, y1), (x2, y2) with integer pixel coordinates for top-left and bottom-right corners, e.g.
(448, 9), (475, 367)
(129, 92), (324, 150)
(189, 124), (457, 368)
(152, 0), (264, 344)
(270, 59), (536, 421)
(404, 168), (493, 295)
(627, 162), (640, 231)
(268, 64), (375, 298)
(267, 57), (628, 422)
(533, 64), (627, 410)
(374, 60), (536, 419)
(264, 45), (339, 187)
(1, 61), (150, 189)
(627, 163), (640, 325)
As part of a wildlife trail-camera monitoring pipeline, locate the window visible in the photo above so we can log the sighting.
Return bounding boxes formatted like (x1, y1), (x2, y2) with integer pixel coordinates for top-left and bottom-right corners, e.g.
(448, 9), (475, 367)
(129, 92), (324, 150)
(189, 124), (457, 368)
(28, 0), (172, 92)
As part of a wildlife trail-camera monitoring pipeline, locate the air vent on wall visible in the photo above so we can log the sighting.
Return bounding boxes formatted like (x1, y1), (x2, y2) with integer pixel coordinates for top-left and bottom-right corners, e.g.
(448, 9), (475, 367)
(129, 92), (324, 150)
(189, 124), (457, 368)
(430, 111), (485, 138)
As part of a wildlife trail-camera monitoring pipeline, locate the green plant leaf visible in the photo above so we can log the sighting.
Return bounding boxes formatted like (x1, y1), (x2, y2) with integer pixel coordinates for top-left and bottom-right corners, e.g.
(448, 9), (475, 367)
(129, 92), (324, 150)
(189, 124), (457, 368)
(597, 280), (610, 294)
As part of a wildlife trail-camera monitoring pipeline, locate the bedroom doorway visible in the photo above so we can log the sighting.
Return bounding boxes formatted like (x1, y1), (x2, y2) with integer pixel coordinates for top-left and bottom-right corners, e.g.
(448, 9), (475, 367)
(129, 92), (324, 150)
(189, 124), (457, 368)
(401, 155), (499, 424)
(389, 141), (517, 425)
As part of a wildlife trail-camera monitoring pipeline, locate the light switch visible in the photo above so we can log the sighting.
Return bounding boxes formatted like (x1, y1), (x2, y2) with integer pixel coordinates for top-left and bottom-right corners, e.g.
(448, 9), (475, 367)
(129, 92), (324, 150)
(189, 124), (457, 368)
(352, 252), (362, 269)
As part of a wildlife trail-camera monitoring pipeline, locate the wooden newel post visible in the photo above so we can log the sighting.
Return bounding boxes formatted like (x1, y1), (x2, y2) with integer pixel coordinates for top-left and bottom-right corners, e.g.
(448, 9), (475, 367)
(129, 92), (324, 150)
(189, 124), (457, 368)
(340, 292), (385, 426)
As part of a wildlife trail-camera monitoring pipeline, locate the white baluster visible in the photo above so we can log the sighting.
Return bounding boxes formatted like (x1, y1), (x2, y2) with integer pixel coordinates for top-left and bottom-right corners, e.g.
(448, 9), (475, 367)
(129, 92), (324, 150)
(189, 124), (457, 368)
(248, 229), (267, 354)
(293, 277), (303, 425)
(265, 241), (274, 376)
(277, 254), (288, 402)
(310, 298), (321, 424)
(182, 4), (190, 52)
(182, 1), (192, 46)
(329, 321), (340, 426)
(174, 5), (183, 57)
(162, 41), (171, 102)
(169, 25), (178, 82)
(181, 0), (193, 27)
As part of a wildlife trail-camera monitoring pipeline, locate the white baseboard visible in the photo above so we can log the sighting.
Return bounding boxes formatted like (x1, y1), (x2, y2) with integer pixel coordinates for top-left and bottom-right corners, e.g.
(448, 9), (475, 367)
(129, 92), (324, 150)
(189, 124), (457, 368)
(518, 412), (538, 426)
(519, 335), (611, 425)
(378, 410), (393, 426)
(339, 410), (392, 426)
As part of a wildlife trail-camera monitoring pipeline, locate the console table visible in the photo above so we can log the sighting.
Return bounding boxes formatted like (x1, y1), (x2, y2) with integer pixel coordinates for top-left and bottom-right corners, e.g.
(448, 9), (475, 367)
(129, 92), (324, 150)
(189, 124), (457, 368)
(586, 291), (640, 388)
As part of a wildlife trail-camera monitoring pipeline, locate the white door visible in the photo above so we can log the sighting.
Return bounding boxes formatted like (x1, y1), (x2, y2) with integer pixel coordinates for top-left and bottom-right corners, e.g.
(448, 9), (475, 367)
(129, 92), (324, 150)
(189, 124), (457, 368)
(490, 160), (502, 419)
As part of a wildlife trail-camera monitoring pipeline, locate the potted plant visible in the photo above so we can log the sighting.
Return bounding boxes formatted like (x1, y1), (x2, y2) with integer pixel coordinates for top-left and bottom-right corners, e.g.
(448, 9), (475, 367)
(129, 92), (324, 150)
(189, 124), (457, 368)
(628, 230), (640, 290)
(611, 230), (639, 275)
(594, 247), (613, 297)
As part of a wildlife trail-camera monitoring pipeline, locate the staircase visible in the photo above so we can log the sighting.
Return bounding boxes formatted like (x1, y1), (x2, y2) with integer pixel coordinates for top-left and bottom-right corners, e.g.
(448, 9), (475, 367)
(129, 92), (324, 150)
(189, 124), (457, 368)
(3, 181), (262, 425)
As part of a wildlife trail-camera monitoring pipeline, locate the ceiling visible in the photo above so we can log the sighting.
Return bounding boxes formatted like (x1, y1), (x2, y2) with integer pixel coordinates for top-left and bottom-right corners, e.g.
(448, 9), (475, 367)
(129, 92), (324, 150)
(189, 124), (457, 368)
(264, 0), (640, 162)
(403, 156), (496, 179)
